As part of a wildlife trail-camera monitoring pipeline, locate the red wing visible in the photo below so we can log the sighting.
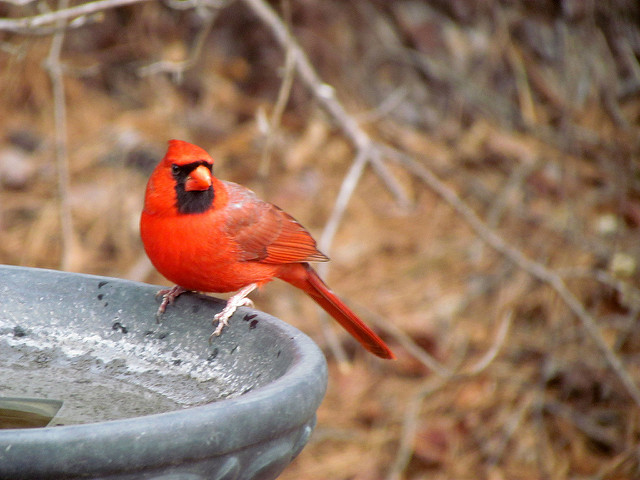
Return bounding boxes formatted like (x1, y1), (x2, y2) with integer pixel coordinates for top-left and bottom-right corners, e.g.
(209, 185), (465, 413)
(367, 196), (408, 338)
(223, 181), (329, 264)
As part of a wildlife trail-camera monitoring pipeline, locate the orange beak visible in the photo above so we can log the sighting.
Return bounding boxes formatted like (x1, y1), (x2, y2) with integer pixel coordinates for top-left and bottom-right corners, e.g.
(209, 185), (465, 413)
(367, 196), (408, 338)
(184, 165), (212, 192)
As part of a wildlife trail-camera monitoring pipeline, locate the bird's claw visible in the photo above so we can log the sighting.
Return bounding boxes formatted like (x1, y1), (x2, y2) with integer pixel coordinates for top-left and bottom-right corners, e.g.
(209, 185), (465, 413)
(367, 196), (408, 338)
(208, 285), (257, 342)
(240, 298), (254, 309)
(155, 285), (187, 320)
(210, 313), (230, 339)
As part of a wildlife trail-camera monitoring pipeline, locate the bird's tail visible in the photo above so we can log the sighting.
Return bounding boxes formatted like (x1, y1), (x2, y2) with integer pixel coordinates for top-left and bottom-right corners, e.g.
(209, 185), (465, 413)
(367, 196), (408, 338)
(280, 263), (394, 359)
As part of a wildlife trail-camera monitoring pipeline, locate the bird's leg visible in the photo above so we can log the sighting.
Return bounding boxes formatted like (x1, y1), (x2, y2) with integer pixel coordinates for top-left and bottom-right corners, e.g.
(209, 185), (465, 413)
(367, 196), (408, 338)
(210, 283), (257, 339)
(155, 285), (188, 319)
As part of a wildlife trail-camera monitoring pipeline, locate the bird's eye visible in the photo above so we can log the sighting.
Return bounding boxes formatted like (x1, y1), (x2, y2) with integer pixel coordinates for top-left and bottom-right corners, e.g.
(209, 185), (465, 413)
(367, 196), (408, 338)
(171, 164), (180, 175)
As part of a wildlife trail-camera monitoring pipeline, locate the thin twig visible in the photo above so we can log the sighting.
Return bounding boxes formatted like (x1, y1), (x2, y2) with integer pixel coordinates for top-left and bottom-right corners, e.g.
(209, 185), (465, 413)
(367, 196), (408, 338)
(257, 0), (295, 180)
(356, 86), (410, 125)
(469, 160), (538, 264)
(385, 376), (449, 480)
(314, 148), (370, 365)
(544, 401), (621, 447)
(487, 391), (535, 465)
(386, 341), (470, 480)
(241, 0), (364, 143)
(366, 307), (451, 377)
(137, 3), (219, 81)
(595, 445), (640, 480)
(44, 0), (75, 271)
(507, 41), (537, 126)
(0, 0), (155, 33)
(164, 0), (229, 9)
(0, 0), (37, 5)
(317, 148), (370, 257)
(465, 310), (513, 375)
(558, 267), (640, 307)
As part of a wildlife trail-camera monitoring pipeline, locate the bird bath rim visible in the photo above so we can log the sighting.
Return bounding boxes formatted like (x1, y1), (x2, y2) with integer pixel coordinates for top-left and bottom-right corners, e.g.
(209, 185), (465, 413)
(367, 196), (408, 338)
(0, 265), (328, 480)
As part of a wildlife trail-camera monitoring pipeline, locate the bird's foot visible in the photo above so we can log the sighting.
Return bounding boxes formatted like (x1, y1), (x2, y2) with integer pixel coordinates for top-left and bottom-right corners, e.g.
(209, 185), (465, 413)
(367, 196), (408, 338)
(209, 284), (257, 341)
(155, 285), (188, 320)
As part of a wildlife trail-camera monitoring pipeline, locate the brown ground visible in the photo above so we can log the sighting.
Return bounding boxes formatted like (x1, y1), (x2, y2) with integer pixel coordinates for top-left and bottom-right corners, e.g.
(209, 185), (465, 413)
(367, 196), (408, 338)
(2, 1), (640, 479)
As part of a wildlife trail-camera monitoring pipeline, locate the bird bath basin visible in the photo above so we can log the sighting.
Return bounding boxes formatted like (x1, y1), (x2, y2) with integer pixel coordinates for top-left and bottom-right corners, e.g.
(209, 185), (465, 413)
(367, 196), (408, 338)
(0, 265), (328, 480)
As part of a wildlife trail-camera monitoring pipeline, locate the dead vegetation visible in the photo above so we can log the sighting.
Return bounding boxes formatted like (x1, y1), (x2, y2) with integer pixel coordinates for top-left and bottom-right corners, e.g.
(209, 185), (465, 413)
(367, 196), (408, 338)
(2, 0), (640, 478)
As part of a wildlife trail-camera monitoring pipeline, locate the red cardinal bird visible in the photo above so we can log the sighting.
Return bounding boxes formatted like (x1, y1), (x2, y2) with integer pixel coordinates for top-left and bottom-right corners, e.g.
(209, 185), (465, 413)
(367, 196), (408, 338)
(140, 140), (394, 359)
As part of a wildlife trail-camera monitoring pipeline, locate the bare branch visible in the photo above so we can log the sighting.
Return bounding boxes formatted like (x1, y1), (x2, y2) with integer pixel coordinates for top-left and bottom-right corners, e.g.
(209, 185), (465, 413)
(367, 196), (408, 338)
(0, 0), (155, 33)
(257, 0), (296, 179)
(465, 310), (513, 376)
(44, 0), (76, 271)
(164, 0), (230, 9)
(317, 148), (369, 257)
(242, 0), (365, 148)
(137, 3), (219, 81)
(241, 0), (410, 209)
(386, 376), (450, 480)
(389, 147), (640, 407)
(0, 0), (37, 6)
(366, 308), (451, 377)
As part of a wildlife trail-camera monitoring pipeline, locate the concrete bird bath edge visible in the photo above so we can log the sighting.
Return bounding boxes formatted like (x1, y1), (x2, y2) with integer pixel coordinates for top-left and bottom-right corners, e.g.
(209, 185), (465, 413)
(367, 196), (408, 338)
(0, 265), (328, 480)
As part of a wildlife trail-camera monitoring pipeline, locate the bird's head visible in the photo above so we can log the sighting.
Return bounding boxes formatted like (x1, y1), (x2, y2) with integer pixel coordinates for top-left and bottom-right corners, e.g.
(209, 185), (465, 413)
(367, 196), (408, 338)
(147, 139), (216, 215)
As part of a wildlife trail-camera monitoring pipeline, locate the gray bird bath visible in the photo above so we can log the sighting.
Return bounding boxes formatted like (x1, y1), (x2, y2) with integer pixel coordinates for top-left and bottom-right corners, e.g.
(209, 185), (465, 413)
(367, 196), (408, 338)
(0, 265), (328, 480)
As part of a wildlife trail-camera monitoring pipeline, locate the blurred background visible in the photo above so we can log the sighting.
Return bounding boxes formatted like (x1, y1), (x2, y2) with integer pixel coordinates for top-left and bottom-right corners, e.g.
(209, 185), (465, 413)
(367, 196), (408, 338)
(2, 0), (640, 478)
